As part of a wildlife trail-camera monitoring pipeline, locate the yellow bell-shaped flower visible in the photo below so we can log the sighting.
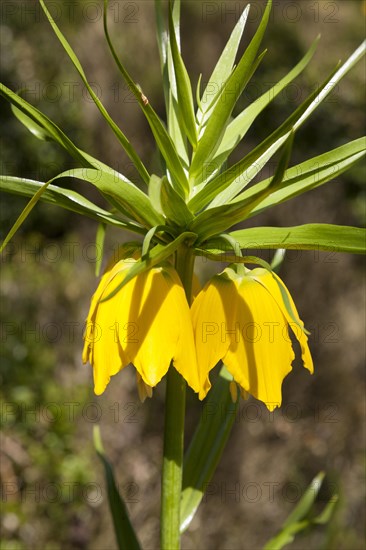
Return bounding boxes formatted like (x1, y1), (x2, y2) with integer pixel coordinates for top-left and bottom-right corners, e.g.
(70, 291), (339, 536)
(191, 267), (313, 410)
(83, 253), (201, 398)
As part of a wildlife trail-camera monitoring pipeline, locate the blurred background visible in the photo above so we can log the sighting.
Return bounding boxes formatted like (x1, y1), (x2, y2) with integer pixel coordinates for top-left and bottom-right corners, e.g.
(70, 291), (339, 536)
(0, 1), (365, 548)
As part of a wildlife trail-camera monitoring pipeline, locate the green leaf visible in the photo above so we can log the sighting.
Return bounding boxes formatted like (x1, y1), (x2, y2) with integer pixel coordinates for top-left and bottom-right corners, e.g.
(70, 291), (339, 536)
(12, 104), (51, 141)
(0, 83), (87, 167)
(2, 85), (136, 181)
(211, 36), (320, 171)
(189, 133), (294, 240)
(50, 168), (164, 229)
(161, 176), (193, 226)
(103, 0), (189, 197)
(180, 366), (238, 533)
(93, 427), (141, 550)
(229, 224), (366, 254)
(263, 472), (338, 550)
(148, 174), (164, 215)
(292, 40), (366, 131)
(168, 2), (197, 147)
(191, 41), (365, 211)
(189, 0), (272, 183)
(39, 0), (149, 185)
(198, 4), (250, 122)
(0, 175), (146, 234)
(194, 250), (274, 271)
(0, 179), (51, 253)
(165, 24), (190, 166)
(155, 0), (168, 73)
(101, 231), (197, 301)
(271, 248), (286, 273)
(95, 223), (106, 277)
(189, 68), (338, 212)
(236, 137), (366, 216)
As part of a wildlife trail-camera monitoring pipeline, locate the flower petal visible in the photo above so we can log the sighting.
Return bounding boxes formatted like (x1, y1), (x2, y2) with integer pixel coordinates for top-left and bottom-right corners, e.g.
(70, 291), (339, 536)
(191, 274), (238, 399)
(116, 266), (199, 393)
(250, 269), (313, 374)
(90, 271), (130, 395)
(163, 267), (201, 394)
(223, 276), (295, 411)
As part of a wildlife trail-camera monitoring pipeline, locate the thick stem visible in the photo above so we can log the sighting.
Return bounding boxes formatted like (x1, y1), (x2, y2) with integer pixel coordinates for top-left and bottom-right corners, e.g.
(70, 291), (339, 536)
(160, 245), (195, 550)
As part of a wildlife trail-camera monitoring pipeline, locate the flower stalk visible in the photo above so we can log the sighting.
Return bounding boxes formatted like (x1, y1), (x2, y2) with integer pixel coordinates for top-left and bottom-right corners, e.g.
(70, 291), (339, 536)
(160, 245), (195, 549)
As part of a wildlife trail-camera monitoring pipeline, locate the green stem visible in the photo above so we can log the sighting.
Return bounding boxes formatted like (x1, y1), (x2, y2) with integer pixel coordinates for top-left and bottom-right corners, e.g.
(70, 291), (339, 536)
(160, 245), (195, 550)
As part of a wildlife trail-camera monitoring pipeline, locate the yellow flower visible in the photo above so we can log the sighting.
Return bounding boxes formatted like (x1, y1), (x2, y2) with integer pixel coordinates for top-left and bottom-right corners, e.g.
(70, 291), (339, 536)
(83, 253), (201, 398)
(191, 267), (313, 410)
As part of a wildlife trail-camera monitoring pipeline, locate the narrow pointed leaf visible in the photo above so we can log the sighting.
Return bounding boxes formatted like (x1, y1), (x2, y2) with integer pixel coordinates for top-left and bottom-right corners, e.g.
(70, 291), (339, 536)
(50, 168), (164, 229)
(212, 36), (320, 166)
(1, 179), (51, 252)
(103, 0), (189, 196)
(293, 40), (366, 131)
(0, 83), (88, 167)
(191, 67), (339, 211)
(39, 0), (149, 184)
(148, 174), (164, 215)
(239, 137), (366, 216)
(168, 92), (190, 166)
(2, 85), (134, 179)
(191, 41), (365, 210)
(190, 133), (294, 240)
(161, 176), (193, 226)
(168, 2), (197, 147)
(230, 224), (366, 254)
(189, 0), (272, 181)
(194, 250), (273, 271)
(95, 223), (106, 276)
(198, 5), (250, 120)
(180, 366), (238, 533)
(93, 427), (141, 550)
(0, 175), (145, 233)
(12, 104), (51, 141)
(263, 472), (334, 550)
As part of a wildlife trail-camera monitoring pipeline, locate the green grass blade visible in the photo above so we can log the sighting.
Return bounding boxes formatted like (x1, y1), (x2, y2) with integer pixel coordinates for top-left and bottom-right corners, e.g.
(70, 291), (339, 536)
(0, 175), (145, 233)
(180, 366), (238, 533)
(39, 0), (149, 185)
(229, 224), (366, 254)
(103, 0), (189, 196)
(189, 0), (272, 182)
(238, 138), (366, 216)
(198, 4), (250, 122)
(93, 427), (141, 550)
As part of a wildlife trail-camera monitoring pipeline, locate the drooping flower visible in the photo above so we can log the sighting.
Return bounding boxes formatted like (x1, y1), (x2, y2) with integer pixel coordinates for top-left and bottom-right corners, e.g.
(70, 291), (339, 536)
(83, 250), (201, 398)
(191, 266), (313, 410)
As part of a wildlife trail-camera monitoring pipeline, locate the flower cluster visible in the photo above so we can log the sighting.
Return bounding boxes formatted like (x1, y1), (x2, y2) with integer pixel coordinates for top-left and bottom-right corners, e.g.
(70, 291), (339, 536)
(83, 252), (313, 411)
